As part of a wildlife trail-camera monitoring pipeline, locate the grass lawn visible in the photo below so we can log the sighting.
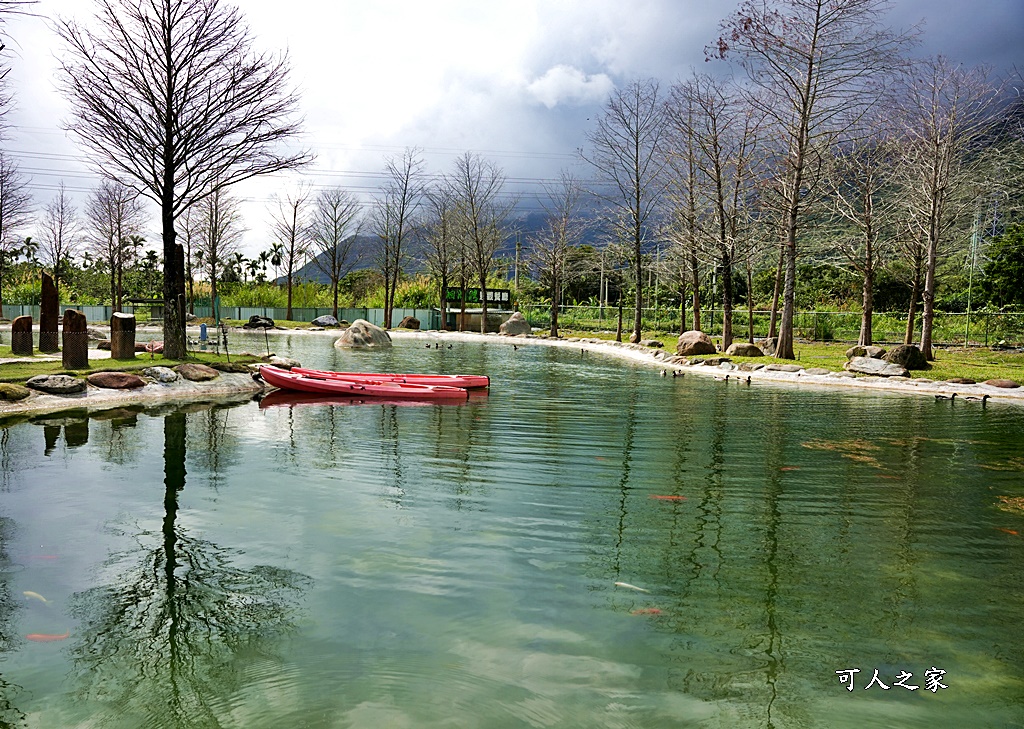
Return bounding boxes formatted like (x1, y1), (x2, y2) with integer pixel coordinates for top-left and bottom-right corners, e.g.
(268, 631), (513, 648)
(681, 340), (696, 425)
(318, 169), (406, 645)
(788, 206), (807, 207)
(0, 348), (261, 384)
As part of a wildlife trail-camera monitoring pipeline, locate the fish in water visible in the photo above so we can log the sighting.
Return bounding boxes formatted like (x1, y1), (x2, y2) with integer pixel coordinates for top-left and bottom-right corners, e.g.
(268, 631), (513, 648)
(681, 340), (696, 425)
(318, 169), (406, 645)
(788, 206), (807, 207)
(649, 495), (687, 501)
(26, 630), (69, 642)
(780, 466), (800, 471)
(23, 591), (48, 604)
(614, 582), (651, 593)
(997, 527), (1019, 536)
(631, 608), (663, 616)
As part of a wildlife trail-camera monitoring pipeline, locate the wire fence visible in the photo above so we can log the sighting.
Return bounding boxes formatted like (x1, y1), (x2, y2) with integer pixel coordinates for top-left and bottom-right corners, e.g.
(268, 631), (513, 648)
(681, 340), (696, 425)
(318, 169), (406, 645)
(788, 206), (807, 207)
(517, 305), (1024, 347)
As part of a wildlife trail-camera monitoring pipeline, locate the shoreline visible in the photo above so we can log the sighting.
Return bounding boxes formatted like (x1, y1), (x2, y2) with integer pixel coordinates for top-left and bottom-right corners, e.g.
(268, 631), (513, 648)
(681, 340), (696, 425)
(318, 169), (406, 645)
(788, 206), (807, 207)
(0, 325), (1021, 419)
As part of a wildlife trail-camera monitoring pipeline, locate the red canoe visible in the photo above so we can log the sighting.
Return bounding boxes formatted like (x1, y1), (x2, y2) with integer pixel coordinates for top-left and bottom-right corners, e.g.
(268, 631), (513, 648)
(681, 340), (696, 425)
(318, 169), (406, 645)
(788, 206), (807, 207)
(259, 365), (470, 400)
(290, 367), (489, 389)
(258, 389), (475, 409)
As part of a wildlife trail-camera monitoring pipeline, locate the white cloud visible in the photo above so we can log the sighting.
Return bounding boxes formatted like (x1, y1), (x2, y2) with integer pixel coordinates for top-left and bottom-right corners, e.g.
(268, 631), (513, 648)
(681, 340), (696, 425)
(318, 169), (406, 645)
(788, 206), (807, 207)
(526, 65), (614, 109)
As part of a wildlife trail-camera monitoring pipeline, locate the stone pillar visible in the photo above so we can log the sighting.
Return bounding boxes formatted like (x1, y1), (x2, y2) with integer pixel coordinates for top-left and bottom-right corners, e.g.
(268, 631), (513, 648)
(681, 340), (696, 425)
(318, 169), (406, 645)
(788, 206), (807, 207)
(39, 273), (59, 352)
(11, 315), (33, 355)
(110, 312), (137, 360)
(62, 309), (89, 369)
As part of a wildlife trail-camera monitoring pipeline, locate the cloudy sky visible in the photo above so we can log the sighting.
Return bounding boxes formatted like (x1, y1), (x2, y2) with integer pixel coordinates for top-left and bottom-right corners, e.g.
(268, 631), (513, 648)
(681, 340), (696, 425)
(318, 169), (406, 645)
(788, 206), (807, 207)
(3, 0), (1022, 257)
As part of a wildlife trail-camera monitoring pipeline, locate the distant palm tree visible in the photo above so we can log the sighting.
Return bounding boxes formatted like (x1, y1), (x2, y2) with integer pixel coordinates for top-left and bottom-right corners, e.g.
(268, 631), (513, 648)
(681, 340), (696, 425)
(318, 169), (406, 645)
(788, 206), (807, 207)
(268, 242), (284, 282)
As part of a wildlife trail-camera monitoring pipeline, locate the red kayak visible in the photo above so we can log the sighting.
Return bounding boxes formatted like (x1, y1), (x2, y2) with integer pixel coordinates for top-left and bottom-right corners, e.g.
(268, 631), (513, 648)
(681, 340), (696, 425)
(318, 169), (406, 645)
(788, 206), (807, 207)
(258, 390), (474, 409)
(259, 365), (469, 400)
(290, 367), (489, 389)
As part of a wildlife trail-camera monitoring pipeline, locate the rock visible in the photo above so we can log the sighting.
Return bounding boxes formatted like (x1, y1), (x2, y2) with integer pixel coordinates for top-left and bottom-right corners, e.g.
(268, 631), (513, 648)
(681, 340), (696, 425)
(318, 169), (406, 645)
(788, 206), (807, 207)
(946, 377), (976, 385)
(725, 342), (764, 357)
(62, 309), (89, 369)
(639, 339), (664, 348)
(0, 383), (31, 401)
(86, 328), (107, 341)
(242, 315), (275, 329)
(845, 345), (886, 359)
(268, 356), (301, 369)
(11, 315), (32, 355)
(801, 368), (832, 376)
(719, 362), (738, 371)
(209, 362), (253, 373)
(832, 371), (857, 378)
(676, 330), (717, 356)
(185, 312), (197, 322)
(143, 366), (179, 383)
(764, 363), (804, 373)
(701, 357), (732, 366)
(97, 340), (112, 350)
(738, 362), (765, 371)
(333, 319), (393, 348)
(397, 316), (420, 330)
(983, 379), (1020, 389)
(87, 371), (147, 389)
(884, 344), (929, 370)
(844, 356), (909, 377)
(758, 337), (777, 356)
(499, 312), (532, 336)
(310, 315), (340, 327)
(174, 363), (220, 381)
(39, 273), (59, 352)
(26, 374), (87, 395)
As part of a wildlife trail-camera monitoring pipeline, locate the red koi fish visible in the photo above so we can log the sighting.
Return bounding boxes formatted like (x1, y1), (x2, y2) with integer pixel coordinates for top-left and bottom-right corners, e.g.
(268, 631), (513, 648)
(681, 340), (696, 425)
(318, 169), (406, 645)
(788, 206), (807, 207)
(26, 631), (69, 642)
(631, 608), (663, 616)
(780, 466), (800, 471)
(649, 495), (686, 501)
(997, 527), (1019, 536)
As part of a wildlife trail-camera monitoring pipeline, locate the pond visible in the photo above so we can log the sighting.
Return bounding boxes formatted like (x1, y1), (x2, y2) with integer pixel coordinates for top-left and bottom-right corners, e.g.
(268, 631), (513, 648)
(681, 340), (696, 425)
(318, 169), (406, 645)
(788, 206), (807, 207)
(1, 333), (1022, 728)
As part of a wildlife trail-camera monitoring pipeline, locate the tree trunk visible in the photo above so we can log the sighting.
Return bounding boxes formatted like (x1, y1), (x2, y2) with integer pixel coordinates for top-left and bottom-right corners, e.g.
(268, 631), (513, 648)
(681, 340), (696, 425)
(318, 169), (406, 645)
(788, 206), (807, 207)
(690, 251), (701, 331)
(768, 245), (784, 339)
(859, 262), (874, 346)
(550, 276), (560, 338)
(616, 296), (623, 342)
(721, 252), (733, 351)
(904, 249), (922, 345)
(919, 235), (938, 360)
(632, 254), (643, 343)
(162, 202), (187, 359)
(679, 282), (687, 334)
(746, 264), (754, 343)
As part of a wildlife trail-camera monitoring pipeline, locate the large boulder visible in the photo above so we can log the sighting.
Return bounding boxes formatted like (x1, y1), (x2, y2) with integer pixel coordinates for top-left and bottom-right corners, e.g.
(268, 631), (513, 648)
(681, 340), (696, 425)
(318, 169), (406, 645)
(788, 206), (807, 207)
(174, 363), (220, 381)
(676, 330), (717, 357)
(87, 371), (147, 389)
(310, 315), (339, 328)
(725, 342), (764, 357)
(844, 356), (909, 377)
(983, 379), (1020, 389)
(845, 345), (886, 359)
(397, 316), (420, 330)
(499, 312), (532, 336)
(334, 319), (392, 348)
(26, 374), (87, 395)
(243, 315), (275, 329)
(884, 344), (929, 370)
(143, 366), (179, 383)
(0, 383), (31, 401)
(758, 337), (777, 356)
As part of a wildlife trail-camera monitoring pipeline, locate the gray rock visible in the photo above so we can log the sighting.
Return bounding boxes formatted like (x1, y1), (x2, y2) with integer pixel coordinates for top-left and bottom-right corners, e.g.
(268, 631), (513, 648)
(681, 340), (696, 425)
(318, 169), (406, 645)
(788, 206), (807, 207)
(801, 367), (832, 376)
(719, 362), (738, 371)
(676, 330), (717, 356)
(764, 364), (804, 373)
(758, 337), (777, 356)
(844, 356), (909, 377)
(242, 315), (275, 329)
(397, 316), (420, 330)
(310, 315), (339, 327)
(845, 345), (886, 359)
(26, 374), (87, 395)
(334, 319), (393, 348)
(499, 312), (531, 336)
(143, 366), (180, 383)
(725, 342), (764, 357)
(832, 371), (857, 378)
(174, 363), (220, 381)
(738, 362), (765, 371)
(639, 339), (664, 348)
(268, 356), (301, 369)
(884, 344), (929, 370)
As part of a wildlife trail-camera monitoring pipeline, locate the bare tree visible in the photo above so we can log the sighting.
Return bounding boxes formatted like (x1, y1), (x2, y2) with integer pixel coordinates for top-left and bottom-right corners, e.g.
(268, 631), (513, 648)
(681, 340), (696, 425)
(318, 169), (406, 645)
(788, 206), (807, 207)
(710, 0), (913, 359)
(529, 171), (588, 338)
(309, 187), (363, 319)
(195, 185), (244, 319)
(38, 182), (81, 296)
(448, 151), (517, 334)
(893, 57), (1003, 359)
(583, 79), (668, 343)
(421, 183), (459, 330)
(85, 179), (146, 312)
(0, 150), (31, 310)
(372, 148), (424, 329)
(57, 0), (312, 357)
(270, 186), (311, 321)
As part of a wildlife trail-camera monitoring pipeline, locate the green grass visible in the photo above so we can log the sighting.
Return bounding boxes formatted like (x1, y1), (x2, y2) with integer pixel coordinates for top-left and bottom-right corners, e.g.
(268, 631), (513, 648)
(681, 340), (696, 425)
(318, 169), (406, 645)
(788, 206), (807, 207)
(0, 350), (261, 384)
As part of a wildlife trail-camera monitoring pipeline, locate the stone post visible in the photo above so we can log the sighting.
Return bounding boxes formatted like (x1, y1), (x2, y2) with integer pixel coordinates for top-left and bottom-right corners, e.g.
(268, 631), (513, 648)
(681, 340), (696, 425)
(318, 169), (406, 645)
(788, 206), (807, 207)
(110, 312), (137, 359)
(62, 309), (89, 369)
(39, 273), (60, 352)
(11, 315), (33, 355)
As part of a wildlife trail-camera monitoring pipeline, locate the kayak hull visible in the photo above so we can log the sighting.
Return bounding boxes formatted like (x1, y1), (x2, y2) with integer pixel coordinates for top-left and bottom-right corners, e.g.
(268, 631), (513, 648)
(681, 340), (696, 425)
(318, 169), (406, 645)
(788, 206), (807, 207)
(258, 365), (470, 400)
(290, 367), (489, 389)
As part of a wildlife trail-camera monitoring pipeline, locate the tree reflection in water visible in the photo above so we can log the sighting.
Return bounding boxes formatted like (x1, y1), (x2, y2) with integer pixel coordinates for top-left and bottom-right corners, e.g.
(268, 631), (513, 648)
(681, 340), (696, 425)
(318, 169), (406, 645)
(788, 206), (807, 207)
(66, 409), (312, 727)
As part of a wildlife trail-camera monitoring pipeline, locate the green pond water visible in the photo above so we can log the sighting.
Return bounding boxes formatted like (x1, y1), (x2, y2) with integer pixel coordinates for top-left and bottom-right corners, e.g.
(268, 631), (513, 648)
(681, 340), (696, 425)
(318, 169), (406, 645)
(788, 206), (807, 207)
(1, 334), (1023, 728)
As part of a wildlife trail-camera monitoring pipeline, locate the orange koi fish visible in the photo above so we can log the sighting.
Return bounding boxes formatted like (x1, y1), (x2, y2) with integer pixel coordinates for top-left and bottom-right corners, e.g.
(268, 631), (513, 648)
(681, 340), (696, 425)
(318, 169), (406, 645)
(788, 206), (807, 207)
(997, 527), (1019, 536)
(649, 495), (687, 501)
(631, 608), (663, 616)
(780, 466), (800, 471)
(26, 630), (69, 642)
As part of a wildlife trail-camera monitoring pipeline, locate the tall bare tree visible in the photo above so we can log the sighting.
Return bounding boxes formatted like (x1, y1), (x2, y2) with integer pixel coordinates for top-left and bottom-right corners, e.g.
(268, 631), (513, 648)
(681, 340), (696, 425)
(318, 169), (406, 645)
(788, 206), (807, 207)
(195, 185), (243, 318)
(422, 183), (459, 330)
(529, 171), (588, 338)
(372, 148), (424, 329)
(448, 151), (517, 334)
(85, 179), (146, 312)
(0, 150), (31, 310)
(38, 182), (81, 296)
(57, 0), (311, 357)
(710, 0), (913, 359)
(309, 186), (363, 319)
(270, 186), (311, 321)
(893, 57), (1003, 359)
(583, 79), (668, 343)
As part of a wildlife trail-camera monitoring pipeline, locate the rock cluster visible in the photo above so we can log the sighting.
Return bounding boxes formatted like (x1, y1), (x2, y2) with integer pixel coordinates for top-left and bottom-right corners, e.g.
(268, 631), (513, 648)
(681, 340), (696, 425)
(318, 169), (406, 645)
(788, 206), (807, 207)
(499, 312), (532, 336)
(676, 331), (717, 356)
(334, 319), (392, 348)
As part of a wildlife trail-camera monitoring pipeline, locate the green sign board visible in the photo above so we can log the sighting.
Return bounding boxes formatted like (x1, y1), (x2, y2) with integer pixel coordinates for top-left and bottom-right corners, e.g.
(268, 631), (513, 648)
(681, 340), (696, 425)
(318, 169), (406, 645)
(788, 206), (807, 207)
(445, 288), (511, 306)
